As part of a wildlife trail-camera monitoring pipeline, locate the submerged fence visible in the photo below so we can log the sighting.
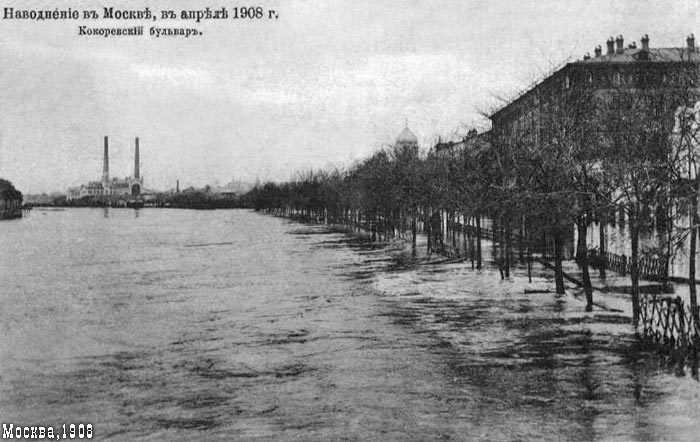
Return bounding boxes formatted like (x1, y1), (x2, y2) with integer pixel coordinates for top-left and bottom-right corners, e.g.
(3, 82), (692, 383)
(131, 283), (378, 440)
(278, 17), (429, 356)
(273, 207), (700, 360)
(640, 295), (700, 351)
(587, 248), (667, 280)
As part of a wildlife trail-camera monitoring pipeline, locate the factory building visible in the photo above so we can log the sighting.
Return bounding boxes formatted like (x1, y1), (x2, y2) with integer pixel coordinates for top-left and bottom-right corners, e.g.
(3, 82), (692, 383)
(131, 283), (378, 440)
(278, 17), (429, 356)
(67, 136), (144, 201)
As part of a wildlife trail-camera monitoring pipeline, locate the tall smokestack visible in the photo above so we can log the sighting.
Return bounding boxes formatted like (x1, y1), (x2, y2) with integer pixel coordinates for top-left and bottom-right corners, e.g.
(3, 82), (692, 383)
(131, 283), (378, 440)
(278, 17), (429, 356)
(134, 137), (140, 179)
(102, 136), (109, 183)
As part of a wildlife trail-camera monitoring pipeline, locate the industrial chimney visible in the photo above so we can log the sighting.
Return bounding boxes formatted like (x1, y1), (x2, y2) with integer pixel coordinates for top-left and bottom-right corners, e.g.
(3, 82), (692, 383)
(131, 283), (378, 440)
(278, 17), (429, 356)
(102, 136), (109, 183)
(134, 137), (140, 179)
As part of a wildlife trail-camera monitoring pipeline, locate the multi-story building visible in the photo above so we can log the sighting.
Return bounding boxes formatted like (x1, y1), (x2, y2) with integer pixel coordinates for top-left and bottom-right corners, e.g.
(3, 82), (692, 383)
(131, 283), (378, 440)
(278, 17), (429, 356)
(432, 129), (489, 158)
(488, 33), (700, 266)
(490, 34), (699, 147)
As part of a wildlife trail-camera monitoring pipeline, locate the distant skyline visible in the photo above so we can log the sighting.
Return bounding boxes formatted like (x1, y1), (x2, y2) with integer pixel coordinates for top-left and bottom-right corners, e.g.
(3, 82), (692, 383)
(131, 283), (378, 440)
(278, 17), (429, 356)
(1, 0), (698, 193)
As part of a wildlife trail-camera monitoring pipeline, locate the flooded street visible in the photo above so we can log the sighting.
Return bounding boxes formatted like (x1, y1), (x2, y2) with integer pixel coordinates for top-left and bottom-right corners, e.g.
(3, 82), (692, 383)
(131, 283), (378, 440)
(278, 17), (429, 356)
(1, 209), (700, 440)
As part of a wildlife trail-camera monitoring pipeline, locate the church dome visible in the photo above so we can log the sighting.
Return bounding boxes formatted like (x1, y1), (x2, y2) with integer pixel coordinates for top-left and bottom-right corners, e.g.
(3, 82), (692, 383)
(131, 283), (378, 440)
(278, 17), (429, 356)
(396, 126), (418, 144)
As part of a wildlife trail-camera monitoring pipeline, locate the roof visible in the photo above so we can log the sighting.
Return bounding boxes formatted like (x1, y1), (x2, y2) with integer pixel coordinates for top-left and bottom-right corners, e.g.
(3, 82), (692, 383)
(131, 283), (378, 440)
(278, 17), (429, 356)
(211, 185), (239, 194)
(396, 127), (418, 144)
(579, 47), (700, 64)
(433, 131), (491, 155)
(491, 48), (700, 119)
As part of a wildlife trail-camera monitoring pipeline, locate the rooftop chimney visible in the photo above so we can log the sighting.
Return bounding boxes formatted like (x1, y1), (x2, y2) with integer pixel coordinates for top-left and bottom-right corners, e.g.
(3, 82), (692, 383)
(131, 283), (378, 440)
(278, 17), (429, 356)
(102, 136), (109, 183)
(688, 34), (696, 53)
(606, 37), (615, 55)
(628, 41), (637, 49)
(134, 137), (140, 179)
(615, 35), (624, 54)
(583, 52), (591, 61)
(594, 45), (602, 57)
(641, 34), (649, 50)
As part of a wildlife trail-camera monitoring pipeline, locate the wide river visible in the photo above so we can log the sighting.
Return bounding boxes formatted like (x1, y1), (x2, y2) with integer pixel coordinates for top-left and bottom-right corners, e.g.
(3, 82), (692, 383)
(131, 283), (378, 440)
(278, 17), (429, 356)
(1, 208), (699, 441)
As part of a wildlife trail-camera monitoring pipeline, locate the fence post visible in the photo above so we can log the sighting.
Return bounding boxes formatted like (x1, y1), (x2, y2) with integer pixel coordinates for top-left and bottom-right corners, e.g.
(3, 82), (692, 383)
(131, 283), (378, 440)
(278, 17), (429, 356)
(664, 299), (673, 345)
(676, 297), (686, 350)
(651, 295), (660, 343)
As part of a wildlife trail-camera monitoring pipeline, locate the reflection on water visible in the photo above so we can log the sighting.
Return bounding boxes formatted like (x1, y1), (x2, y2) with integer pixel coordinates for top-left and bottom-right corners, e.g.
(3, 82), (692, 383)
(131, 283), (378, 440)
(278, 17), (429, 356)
(1, 209), (699, 441)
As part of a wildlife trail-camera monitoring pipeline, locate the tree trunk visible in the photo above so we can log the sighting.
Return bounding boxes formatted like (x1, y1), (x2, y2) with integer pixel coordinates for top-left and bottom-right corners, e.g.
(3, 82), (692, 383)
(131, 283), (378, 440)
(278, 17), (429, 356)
(577, 220), (594, 311)
(527, 244), (532, 283)
(518, 217), (525, 264)
(504, 217), (511, 278)
(426, 213), (432, 254)
(372, 214), (377, 242)
(450, 212), (457, 249)
(630, 210), (641, 326)
(599, 215), (607, 279)
(663, 205), (672, 293)
(476, 214), (482, 270)
(462, 218), (468, 258)
(576, 219), (586, 263)
(554, 228), (566, 295)
(690, 184), (699, 324)
(411, 215), (417, 245)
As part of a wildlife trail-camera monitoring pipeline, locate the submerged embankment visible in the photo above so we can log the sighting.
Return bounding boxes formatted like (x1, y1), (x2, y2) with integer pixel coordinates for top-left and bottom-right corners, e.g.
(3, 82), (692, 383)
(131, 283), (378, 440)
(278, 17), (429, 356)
(1, 208), (699, 441)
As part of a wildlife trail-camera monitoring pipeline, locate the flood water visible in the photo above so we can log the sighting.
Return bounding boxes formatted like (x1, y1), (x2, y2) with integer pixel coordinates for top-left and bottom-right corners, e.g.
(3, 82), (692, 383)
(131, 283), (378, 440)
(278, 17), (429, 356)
(1, 208), (700, 441)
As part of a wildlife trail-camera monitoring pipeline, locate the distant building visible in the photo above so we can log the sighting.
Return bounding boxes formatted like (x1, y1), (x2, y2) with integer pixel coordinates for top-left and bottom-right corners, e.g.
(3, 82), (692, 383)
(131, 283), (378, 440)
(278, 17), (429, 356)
(395, 122), (419, 154)
(0, 178), (23, 220)
(432, 129), (483, 157)
(67, 136), (144, 201)
(24, 192), (65, 205)
(209, 179), (256, 198)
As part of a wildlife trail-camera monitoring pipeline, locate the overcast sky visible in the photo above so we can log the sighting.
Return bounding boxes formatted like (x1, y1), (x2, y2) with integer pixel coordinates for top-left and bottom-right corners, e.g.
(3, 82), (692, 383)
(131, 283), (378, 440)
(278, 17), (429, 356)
(0, 0), (698, 193)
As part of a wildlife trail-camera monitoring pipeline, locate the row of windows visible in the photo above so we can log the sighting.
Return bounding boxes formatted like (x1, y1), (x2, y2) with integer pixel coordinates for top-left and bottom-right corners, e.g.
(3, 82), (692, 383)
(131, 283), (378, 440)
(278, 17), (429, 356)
(563, 70), (694, 90)
(81, 187), (134, 196)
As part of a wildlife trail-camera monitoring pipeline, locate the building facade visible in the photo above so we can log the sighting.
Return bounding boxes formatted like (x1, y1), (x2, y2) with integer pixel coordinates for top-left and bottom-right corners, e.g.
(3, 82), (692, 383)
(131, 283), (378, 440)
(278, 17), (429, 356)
(487, 33), (700, 264)
(491, 34), (700, 149)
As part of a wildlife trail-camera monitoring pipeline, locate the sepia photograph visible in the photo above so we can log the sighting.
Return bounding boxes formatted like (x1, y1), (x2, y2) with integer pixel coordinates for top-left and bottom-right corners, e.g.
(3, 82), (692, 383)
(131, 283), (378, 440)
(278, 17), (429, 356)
(1, 0), (700, 440)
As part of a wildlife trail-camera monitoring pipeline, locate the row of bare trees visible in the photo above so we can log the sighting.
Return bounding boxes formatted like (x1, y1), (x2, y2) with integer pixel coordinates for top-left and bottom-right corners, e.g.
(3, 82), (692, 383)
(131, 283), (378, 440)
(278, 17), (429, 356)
(486, 59), (700, 322)
(246, 59), (700, 324)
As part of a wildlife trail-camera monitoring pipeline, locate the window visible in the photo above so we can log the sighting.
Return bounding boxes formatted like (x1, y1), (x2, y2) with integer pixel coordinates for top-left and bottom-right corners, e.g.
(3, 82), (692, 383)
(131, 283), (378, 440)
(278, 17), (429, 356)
(614, 72), (622, 86)
(611, 93), (621, 109)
